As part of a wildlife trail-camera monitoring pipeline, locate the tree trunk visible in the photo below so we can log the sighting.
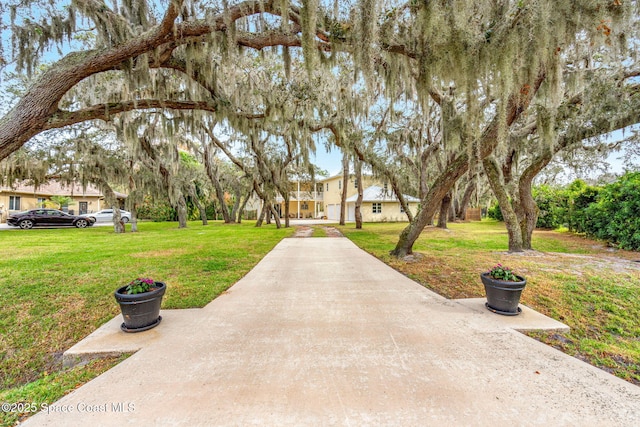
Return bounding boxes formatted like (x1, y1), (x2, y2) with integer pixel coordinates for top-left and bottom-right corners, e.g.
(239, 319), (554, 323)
(94, 178), (124, 234)
(283, 193), (290, 228)
(391, 146), (488, 257)
(355, 158), (364, 229)
(127, 169), (139, 232)
(390, 74), (546, 258)
(270, 204), (282, 228)
(189, 184), (208, 225)
(112, 207), (125, 234)
(265, 202), (272, 224)
(516, 148), (552, 249)
(483, 157), (523, 252)
(256, 201), (266, 227)
(177, 194), (188, 228)
(449, 197), (458, 222)
(390, 180), (414, 223)
(235, 192), (251, 223)
(437, 192), (452, 229)
(130, 205), (139, 232)
(204, 144), (233, 223)
(230, 192), (242, 223)
(457, 177), (476, 220)
(339, 153), (349, 226)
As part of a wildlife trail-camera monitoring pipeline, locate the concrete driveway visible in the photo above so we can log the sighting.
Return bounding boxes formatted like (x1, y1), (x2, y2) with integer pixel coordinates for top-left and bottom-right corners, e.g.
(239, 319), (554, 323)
(24, 238), (640, 426)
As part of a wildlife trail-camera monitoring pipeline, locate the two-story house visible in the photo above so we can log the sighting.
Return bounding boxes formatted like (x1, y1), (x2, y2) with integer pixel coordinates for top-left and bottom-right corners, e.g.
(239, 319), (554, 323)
(274, 180), (325, 219)
(319, 174), (419, 222)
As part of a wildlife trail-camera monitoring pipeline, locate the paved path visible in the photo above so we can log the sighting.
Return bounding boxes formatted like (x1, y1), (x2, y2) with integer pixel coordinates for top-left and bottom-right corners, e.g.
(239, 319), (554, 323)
(26, 238), (640, 426)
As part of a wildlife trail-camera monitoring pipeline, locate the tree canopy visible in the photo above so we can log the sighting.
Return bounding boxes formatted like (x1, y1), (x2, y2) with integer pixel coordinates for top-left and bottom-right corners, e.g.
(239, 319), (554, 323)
(1, 0), (638, 252)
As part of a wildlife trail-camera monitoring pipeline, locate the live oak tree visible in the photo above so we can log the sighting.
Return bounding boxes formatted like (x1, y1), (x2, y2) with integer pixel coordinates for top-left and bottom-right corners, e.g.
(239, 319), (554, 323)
(483, 38), (640, 251)
(377, 1), (637, 257)
(0, 0), (330, 160)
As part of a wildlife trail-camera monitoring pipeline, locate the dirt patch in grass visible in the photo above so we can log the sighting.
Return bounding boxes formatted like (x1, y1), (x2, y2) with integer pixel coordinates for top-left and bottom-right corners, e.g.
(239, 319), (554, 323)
(322, 226), (343, 237)
(292, 226), (343, 238)
(292, 226), (313, 237)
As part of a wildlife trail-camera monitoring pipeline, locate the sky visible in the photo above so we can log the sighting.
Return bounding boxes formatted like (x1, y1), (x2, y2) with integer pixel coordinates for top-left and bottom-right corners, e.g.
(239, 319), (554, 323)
(311, 145), (342, 176)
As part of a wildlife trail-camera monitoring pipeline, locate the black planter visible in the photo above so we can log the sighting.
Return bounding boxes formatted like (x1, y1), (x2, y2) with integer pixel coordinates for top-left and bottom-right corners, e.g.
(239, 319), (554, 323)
(114, 282), (166, 332)
(480, 273), (526, 316)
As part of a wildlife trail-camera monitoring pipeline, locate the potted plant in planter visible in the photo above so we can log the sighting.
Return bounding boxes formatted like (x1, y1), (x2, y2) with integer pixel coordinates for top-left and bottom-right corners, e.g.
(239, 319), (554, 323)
(480, 264), (526, 316)
(114, 278), (166, 332)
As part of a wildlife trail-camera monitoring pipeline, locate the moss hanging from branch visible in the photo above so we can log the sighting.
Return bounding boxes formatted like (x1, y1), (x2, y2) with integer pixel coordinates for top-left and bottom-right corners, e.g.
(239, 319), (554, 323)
(300, 0), (318, 75)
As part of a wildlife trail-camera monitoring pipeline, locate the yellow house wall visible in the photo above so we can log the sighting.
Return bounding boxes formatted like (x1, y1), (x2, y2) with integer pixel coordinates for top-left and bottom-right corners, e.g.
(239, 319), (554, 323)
(357, 202), (418, 222)
(321, 174), (376, 219)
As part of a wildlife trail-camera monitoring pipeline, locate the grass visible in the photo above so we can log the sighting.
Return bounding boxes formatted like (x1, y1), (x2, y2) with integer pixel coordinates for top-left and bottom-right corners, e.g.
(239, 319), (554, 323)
(337, 220), (640, 386)
(0, 221), (292, 425)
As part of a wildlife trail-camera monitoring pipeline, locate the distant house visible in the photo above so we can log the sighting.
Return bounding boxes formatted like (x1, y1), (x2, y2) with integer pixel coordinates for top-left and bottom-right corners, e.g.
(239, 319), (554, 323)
(0, 181), (126, 223)
(319, 174), (419, 222)
(275, 186), (323, 219)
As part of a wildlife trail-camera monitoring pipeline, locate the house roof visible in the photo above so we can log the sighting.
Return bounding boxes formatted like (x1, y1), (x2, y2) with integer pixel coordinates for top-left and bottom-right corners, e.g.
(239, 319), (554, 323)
(0, 181), (127, 198)
(345, 186), (420, 203)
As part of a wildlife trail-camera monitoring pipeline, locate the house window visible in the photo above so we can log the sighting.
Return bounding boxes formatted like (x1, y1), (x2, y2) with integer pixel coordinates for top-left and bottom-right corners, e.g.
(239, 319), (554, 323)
(400, 204), (405, 213)
(372, 202), (382, 214)
(37, 197), (46, 207)
(326, 183), (329, 191)
(9, 196), (20, 210)
(301, 202), (309, 210)
(354, 178), (359, 189)
(339, 180), (342, 190)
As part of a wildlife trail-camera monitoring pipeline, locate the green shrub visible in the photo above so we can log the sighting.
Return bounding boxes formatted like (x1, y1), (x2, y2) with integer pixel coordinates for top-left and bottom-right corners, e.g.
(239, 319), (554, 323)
(584, 172), (640, 250)
(565, 180), (600, 233)
(533, 185), (566, 229)
(137, 202), (176, 222)
(487, 203), (503, 221)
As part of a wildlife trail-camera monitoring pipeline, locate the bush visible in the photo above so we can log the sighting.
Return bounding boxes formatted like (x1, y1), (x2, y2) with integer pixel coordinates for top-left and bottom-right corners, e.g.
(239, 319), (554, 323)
(137, 202), (176, 222)
(487, 203), (503, 221)
(583, 173), (640, 250)
(533, 185), (566, 229)
(565, 180), (600, 233)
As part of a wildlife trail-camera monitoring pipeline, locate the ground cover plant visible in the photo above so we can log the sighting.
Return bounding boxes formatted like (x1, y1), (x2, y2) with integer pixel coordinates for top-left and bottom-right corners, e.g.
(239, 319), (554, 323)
(0, 221), (292, 425)
(338, 220), (640, 386)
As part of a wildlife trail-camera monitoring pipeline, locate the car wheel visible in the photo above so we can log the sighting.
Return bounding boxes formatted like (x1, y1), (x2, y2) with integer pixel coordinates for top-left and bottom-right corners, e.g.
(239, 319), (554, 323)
(19, 219), (34, 229)
(75, 219), (88, 228)
(121, 217), (129, 223)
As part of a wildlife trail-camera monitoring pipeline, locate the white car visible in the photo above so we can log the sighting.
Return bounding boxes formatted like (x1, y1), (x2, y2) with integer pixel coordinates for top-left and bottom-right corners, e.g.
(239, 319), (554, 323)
(81, 209), (131, 223)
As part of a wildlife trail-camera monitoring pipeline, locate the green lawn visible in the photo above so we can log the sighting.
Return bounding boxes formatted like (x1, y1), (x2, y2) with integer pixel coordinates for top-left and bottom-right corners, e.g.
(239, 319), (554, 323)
(338, 220), (640, 386)
(0, 221), (292, 425)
